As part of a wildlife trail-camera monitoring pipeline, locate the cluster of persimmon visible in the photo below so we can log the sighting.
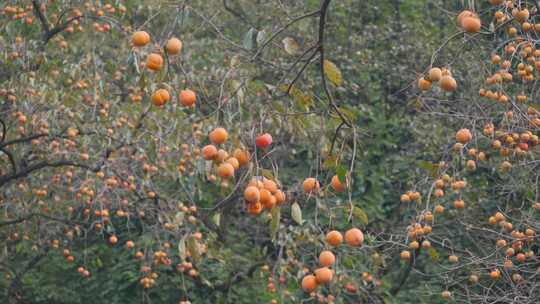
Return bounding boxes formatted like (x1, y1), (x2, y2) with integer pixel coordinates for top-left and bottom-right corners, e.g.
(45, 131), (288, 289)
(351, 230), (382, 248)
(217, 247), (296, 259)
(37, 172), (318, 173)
(243, 177), (287, 215)
(139, 266), (159, 289)
(200, 127), (247, 182)
(2, 4), (34, 24)
(418, 67), (457, 93)
(131, 30), (197, 108)
(301, 229), (364, 294)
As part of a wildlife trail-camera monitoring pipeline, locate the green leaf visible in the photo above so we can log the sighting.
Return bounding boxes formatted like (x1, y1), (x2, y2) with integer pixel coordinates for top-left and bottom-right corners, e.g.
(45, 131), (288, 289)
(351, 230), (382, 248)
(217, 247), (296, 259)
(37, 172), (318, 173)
(270, 206), (281, 241)
(243, 28), (255, 50)
(336, 165), (347, 183)
(428, 248), (439, 261)
(187, 236), (201, 263)
(212, 212), (221, 227)
(348, 206), (369, 225)
(291, 202), (303, 225)
(323, 59), (343, 86)
(178, 236), (187, 261)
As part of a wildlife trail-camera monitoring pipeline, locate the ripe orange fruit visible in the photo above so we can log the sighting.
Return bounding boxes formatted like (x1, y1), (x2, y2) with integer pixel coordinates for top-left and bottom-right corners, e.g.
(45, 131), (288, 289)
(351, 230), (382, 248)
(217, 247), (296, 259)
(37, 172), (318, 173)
(165, 37), (182, 55)
(132, 31), (150, 47)
(215, 149), (229, 162)
(151, 89), (170, 106)
(217, 163), (235, 178)
(439, 75), (457, 92)
(330, 175), (346, 192)
(344, 228), (364, 247)
(255, 133), (273, 149)
(302, 178), (320, 194)
(274, 190), (286, 204)
(301, 274), (318, 292)
(247, 202), (263, 215)
(209, 127), (228, 145)
(202, 145), (218, 160)
(179, 89), (196, 107)
(462, 16), (481, 33)
(109, 235), (118, 244)
(146, 53), (163, 71)
(259, 188), (273, 207)
(233, 149), (250, 166)
(428, 67), (442, 81)
(326, 230), (343, 246)
(418, 77), (431, 91)
(225, 157), (240, 170)
(244, 186), (260, 203)
(457, 10), (475, 26)
(314, 267), (333, 284)
(455, 128), (472, 144)
(319, 251), (335, 267)
(263, 179), (278, 194)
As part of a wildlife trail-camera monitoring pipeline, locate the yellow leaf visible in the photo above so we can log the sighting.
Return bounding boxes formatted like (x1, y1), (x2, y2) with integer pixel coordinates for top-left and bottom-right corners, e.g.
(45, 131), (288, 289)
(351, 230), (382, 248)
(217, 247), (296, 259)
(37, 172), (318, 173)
(323, 59), (343, 86)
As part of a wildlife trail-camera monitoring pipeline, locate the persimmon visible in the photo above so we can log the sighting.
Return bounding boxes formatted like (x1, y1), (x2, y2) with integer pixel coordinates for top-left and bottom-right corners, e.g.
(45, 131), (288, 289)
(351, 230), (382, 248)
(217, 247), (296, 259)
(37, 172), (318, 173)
(274, 190), (286, 204)
(418, 77), (431, 91)
(209, 127), (228, 145)
(326, 230), (343, 246)
(146, 53), (163, 71)
(263, 179), (278, 194)
(330, 175), (346, 192)
(439, 75), (457, 92)
(165, 37), (182, 55)
(244, 186), (260, 203)
(132, 31), (150, 46)
(217, 163), (234, 178)
(233, 149), (250, 166)
(202, 145), (218, 160)
(314, 267), (333, 284)
(247, 202), (263, 215)
(151, 89), (170, 106)
(302, 177), (320, 194)
(126, 240), (134, 248)
(428, 67), (442, 81)
(344, 228), (364, 247)
(301, 274), (318, 292)
(225, 157), (240, 170)
(215, 149), (229, 162)
(109, 235), (118, 244)
(255, 133), (273, 149)
(179, 89), (196, 107)
(455, 128), (472, 143)
(319, 250), (335, 267)
(400, 250), (411, 260)
(462, 16), (481, 33)
(457, 10), (475, 26)
(259, 189), (273, 208)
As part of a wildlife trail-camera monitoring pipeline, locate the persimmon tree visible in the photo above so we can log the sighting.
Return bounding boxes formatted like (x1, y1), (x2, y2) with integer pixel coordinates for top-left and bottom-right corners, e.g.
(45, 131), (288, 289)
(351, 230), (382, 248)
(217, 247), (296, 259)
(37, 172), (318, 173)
(404, 0), (540, 303)
(3, 1), (537, 304)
